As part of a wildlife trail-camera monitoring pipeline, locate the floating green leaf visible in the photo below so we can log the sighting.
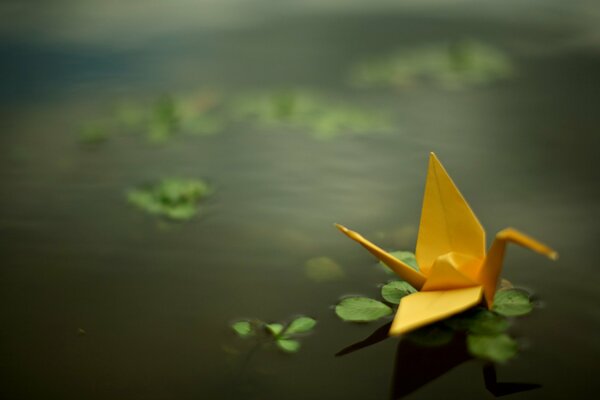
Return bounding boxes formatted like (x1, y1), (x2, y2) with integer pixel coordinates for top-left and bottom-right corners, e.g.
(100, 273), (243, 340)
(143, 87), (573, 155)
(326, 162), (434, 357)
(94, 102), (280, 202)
(493, 289), (533, 317)
(231, 321), (254, 338)
(445, 308), (509, 335)
(127, 178), (211, 221)
(305, 257), (345, 282)
(335, 297), (392, 322)
(405, 324), (454, 347)
(265, 323), (284, 337)
(467, 334), (518, 363)
(381, 281), (416, 304)
(285, 317), (317, 335)
(276, 339), (301, 353)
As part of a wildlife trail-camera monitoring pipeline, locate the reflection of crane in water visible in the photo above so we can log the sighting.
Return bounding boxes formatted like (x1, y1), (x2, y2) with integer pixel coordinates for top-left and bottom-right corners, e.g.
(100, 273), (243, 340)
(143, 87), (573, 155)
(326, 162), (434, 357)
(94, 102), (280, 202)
(336, 322), (541, 398)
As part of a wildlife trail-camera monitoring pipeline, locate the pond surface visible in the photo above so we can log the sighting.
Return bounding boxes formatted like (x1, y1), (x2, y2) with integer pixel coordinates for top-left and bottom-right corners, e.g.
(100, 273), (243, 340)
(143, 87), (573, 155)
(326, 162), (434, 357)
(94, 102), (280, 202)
(1, 1), (599, 399)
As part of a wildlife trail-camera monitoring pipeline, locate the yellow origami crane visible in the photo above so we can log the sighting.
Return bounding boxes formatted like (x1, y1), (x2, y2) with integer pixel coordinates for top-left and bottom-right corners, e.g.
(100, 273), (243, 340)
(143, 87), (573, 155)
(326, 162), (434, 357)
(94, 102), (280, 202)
(336, 153), (557, 336)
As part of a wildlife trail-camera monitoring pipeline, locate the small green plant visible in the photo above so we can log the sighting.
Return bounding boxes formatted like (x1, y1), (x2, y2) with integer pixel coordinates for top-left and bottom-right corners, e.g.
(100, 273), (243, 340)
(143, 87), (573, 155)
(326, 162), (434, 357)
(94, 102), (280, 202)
(230, 316), (317, 354)
(334, 251), (535, 363)
(127, 178), (211, 221)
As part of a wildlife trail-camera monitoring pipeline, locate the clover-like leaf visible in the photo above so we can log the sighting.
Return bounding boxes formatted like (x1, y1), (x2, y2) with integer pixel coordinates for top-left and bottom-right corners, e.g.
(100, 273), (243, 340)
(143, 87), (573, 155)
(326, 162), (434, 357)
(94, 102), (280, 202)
(381, 281), (416, 304)
(285, 317), (317, 335)
(276, 339), (301, 353)
(265, 323), (284, 337)
(335, 297), (392, 322)
(405, 324), (454, 347)
(467, 333), (518, 363)
(493, 289), (533, 317)
(231, 321), (254, 338)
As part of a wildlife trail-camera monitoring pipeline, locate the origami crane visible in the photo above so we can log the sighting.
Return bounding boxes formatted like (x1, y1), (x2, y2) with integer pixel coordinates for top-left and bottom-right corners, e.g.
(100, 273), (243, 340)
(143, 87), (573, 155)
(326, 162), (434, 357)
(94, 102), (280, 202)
(336, 153), (557, 336)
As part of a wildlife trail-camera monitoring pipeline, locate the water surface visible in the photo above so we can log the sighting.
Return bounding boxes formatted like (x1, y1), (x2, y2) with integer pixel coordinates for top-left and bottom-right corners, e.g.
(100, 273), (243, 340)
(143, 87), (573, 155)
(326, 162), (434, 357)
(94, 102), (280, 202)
(1, 1), (599, 399)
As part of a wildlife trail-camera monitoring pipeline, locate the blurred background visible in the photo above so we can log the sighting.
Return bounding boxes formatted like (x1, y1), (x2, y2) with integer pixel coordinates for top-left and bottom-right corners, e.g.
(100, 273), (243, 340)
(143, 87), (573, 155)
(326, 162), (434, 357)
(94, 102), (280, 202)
(1, 1), (599, 399)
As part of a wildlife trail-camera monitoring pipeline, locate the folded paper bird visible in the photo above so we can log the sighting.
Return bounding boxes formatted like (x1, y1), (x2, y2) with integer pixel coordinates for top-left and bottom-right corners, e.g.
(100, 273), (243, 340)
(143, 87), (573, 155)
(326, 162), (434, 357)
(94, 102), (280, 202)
(335, 153), (557, 336)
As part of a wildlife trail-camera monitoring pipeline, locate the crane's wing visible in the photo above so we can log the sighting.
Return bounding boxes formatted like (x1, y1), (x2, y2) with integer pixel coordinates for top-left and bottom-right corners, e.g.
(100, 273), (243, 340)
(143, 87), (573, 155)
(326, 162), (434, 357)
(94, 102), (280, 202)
(335, 224), (426, 290)
(389, 286), (483, 336)
(416, 153), (486, 275)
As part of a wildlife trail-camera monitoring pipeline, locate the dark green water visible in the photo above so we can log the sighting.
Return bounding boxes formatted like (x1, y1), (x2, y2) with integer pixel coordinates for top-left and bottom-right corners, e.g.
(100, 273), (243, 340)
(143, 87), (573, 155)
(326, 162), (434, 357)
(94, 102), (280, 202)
(1, 1), (599, 399)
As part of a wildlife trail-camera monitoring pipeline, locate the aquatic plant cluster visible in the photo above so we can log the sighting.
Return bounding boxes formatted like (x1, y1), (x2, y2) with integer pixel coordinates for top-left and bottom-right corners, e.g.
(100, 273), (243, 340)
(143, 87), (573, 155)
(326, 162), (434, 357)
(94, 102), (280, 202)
(80, 93), (224, 145)
(77, 40), (514, 221)
(333, 251), (533, 363)
(80, 89), (392, 145)
(80, 40), (513, 145)
(350, 40), (514, 90)
(77, 41), (514, 221)
(229, 249), (535, 363)
(231, 316), (317, 353)
(127, 178), (211, 221)
(230, 90), (392, 140)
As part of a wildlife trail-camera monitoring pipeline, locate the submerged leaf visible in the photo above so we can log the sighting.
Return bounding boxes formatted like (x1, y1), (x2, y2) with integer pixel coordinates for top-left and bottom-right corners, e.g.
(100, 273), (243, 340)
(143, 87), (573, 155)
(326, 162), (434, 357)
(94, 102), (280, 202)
(493, 289), (533, 317)
(285, 317), (317, 335)
(305, 257), (345, 282)
(335, 297), (392, 322)
(231, 321), (254, 338)
(467, 334), (518, 363)
(381, 281), (416, 304)
(405, 324), (454, 347)
(445, 308), (509, 335)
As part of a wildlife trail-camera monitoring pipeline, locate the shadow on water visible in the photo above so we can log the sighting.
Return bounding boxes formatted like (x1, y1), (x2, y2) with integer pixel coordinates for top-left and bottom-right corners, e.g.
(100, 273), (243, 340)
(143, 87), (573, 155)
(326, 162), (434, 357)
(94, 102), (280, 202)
(336, 323), (541, 399)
